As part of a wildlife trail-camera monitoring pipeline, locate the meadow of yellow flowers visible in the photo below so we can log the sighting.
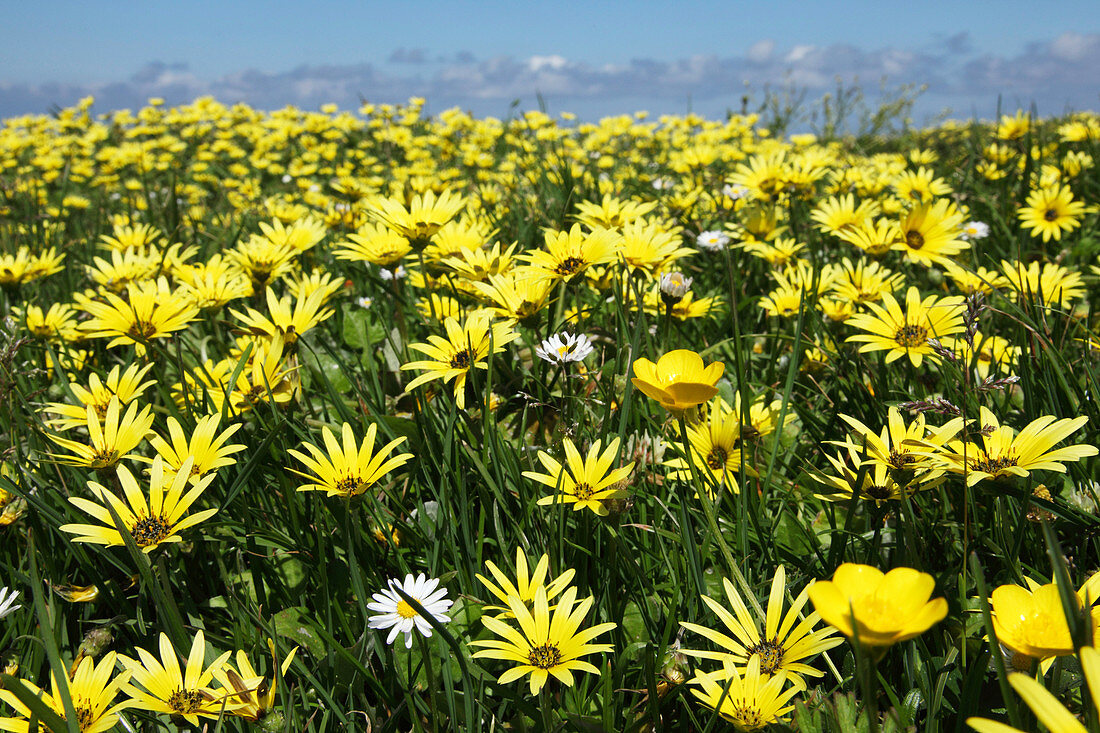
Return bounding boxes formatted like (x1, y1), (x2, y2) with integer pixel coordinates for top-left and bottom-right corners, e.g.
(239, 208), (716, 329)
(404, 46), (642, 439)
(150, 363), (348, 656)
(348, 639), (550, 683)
(0, 94), (1098, 730)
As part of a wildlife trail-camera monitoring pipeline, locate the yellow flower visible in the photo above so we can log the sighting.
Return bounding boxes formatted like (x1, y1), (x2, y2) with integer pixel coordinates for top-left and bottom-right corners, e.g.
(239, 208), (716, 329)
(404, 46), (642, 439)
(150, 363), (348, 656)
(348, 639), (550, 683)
(47, 397), (154, 469)
(631, 349), (725, 414)
(44, 363), (157, 431)
(520, 224), (621, 283)
(287, 422), (413, 497)
(209, 640), (298, 723)
(231, 286), (334, 345)
(893, 199), (968, 267)
(932, 407), (1097, 487)
(0, 651), (131, 733)
(680, 567), (842, 689)
(523, 436), (634, 516)
(1017, 185), (1087, 242)
(150, 414), (246, 483)
(476, 548), (577, 619)
(470, 585), (616, 696)
(687, 655), (800, 731)
(120, 631), (234, 725)
(80, 277), (199, 354)
(370, 189), (466, 247)
(664, 397), (745, 495)
(402, 313), (518, 409)
(845, 286), (966, 367)
(333, 221), (412, 265)
(989, 571), (1100, 661)
(807, 564), (947, 648)
(60, 457), (218, 552)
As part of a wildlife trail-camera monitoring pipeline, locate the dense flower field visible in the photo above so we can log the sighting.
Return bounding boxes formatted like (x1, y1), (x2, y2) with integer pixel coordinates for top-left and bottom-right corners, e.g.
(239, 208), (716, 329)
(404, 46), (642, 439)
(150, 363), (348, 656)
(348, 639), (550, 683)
(0, 95), (1099, 731)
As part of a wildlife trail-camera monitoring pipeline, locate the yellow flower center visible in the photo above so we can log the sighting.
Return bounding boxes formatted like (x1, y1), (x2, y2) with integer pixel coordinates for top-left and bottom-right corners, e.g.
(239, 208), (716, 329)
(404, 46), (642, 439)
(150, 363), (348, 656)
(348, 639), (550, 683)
(396, 600), (418, 619)
(894, 324), (928, 348)
(572, 482), (594, 500)
(527, 642), (562, 669)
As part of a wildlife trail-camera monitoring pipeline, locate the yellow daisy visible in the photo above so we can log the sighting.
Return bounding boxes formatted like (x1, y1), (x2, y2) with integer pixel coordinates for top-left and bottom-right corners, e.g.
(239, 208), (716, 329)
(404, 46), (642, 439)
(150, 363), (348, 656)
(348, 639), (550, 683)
(845, 286), (966, 367)
(1017, 185), (1087, 242)
(60, 456), (218, 552)
(681, 566), (842, 689)
(687, 655), (800, 731)
(401, 313), (518, 409)
(0, 652), (131, 733)
(120, 630), (234, 726)
(470, 585), (616, 696)
(932, 407), (1097, 486)
(476, 547), (577, 619)
(47, 397), (154, 470)
(524, 436), (634, 516)
(150, 414), (246, 483)
(287, 422), (413, 497)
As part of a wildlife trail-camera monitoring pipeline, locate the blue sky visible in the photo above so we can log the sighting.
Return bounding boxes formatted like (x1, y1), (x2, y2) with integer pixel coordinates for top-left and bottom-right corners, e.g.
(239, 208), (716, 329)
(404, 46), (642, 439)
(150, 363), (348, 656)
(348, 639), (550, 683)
(2, 1), (1098, 123)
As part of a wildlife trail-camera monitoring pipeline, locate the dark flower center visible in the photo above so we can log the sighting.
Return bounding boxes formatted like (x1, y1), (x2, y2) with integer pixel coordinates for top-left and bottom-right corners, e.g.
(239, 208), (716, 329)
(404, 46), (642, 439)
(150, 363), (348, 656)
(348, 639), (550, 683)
(705, 447), (728, 469)
(168, 687), (206, 715)
(905, 231), (925, 250)
(450, 349), (474, 369)
(555, 257), (584, 276)
(1043, 208), (1058, 222)
(528, 643), (563, 669)
(974, 455), (1019, 474)
(894, 324), (928, 348)
(130, 515), (172, 547)
(746, 638), (785, 674)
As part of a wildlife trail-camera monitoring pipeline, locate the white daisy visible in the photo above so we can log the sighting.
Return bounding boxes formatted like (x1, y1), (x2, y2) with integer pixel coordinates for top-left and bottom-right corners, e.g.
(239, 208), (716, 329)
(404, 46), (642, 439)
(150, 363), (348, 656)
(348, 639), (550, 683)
(960, 221), (990, 240)
(0, 586), (20, 620)
(696, 230), (730, 251)
(534, 332), (595, 364)
(659, 271), (693, 300)
(367, 573), (452, 648)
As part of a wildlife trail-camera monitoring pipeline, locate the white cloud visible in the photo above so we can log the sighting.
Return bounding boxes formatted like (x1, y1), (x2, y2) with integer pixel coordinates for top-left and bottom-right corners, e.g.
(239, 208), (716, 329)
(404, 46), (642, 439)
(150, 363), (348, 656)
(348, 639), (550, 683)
(1, 33), (1097, 122)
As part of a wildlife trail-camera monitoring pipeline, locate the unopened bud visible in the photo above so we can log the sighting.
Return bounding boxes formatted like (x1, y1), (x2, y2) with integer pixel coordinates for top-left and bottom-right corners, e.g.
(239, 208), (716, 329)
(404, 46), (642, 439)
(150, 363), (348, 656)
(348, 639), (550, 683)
(659, 272), (693, 306)
(79, 627), (114, 658)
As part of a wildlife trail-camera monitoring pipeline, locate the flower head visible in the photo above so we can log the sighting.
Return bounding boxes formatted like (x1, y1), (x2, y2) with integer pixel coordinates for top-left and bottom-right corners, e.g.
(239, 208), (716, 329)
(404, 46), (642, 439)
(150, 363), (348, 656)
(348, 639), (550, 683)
(932, 407), (1097, 487)
(367, 573), (453, 648)
(967, 646), (1100, 733)
(845, 286), (966, 367)
(0, 586), (20, 620)
(631, 349), (725, 414)
(476, 548), (577, 619)
(60, 457), (218, 552)
(0, 652), (131, 733)
(287, 422), (413, 497)
(470, 585), (616, 696)
(687, 656), (800, 731)
(681, 567), (842, 689)
(524, 436), (634, 516)
(402, 313), (518, 409)
(807, 563), (947, 649)
(534, 332), (595, 364)
(120, 631), (233, 725)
